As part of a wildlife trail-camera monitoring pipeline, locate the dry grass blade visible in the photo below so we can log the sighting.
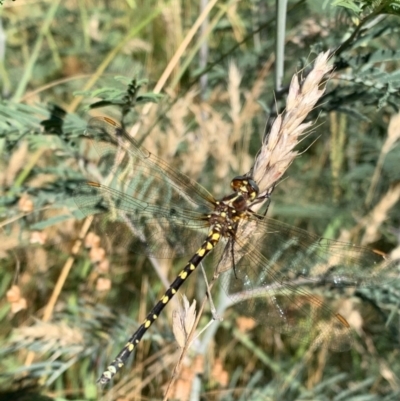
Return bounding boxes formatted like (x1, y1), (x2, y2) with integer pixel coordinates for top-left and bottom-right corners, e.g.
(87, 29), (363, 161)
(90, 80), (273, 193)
(361, 182), (400, 245)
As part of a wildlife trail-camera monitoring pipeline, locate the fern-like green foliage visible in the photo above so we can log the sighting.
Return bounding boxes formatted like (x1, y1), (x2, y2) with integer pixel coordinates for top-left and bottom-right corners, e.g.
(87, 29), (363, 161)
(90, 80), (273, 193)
(1, 2), (400, 400)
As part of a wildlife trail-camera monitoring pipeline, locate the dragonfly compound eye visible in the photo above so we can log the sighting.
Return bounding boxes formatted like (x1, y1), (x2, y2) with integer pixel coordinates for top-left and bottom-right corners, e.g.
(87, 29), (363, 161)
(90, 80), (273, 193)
(230, 176), (259, 200)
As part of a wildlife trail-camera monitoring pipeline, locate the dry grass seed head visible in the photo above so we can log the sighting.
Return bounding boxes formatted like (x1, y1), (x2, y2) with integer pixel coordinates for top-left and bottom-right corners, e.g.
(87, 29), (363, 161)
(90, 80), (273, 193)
(172, 295), (197, 348)
(228, 61), (242, 126)
(253, 51), (332, 195)
(144, 91), (205, 180)
(162, 1), (183, 66)
(14, 322), (84, 349)
(199, 105), (236, 183)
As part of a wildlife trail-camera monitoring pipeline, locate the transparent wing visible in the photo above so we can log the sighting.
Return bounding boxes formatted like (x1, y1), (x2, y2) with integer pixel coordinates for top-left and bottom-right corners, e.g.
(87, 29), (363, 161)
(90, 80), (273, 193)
(249, 216), (398, 287)
(84, 117), (216, 212)
(73, 117), (215, 258)
(218, 215), (399, 351)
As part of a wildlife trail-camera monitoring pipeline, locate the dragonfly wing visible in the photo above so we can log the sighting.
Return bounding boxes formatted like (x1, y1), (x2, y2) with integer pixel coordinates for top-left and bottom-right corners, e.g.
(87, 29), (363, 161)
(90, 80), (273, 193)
(84, 117), (215, 213)
(250, 215), (399, 288)
(218, 233), (354, 351)
(74, 181), (210, 258)
(216, 213), (400, 352)
(73, 116), (217, 258)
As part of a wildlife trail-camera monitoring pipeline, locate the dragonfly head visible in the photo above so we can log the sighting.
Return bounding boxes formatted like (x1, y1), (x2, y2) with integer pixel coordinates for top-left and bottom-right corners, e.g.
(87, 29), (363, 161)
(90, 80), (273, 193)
(230, 176), (259, 201)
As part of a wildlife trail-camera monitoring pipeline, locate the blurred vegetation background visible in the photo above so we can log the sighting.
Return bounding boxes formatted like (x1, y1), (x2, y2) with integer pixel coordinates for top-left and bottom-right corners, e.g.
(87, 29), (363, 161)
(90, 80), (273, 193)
(1, 0), (400, 400)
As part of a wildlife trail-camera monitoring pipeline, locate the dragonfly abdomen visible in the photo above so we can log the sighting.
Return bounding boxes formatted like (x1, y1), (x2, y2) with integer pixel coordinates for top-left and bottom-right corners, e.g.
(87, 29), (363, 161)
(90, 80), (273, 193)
(98, 225), (222, 384)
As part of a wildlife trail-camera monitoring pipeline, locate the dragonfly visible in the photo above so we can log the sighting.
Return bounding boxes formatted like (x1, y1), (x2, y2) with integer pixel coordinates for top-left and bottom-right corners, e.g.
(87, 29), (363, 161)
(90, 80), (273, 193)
(75, 116), (397, 385)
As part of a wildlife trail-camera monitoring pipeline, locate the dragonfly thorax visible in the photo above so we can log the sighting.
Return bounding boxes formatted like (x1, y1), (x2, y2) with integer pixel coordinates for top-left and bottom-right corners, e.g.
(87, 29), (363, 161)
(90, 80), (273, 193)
(208, 178), (257, 237)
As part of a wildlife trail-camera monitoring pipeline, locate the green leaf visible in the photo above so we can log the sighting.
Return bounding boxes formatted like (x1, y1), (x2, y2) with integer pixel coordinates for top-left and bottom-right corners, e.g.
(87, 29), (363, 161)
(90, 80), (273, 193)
(332, 0), (363, 13)
(31, 214), (74, 230)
